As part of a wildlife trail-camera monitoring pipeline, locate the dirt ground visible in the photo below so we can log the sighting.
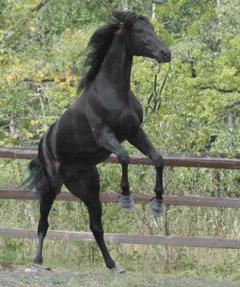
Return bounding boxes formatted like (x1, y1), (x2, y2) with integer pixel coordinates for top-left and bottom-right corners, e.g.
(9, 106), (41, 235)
(0, 265), (240, 287)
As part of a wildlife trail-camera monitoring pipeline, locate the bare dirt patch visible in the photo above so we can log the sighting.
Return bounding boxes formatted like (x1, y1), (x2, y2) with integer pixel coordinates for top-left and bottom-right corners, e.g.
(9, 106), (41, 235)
(0, 265), (239, 287)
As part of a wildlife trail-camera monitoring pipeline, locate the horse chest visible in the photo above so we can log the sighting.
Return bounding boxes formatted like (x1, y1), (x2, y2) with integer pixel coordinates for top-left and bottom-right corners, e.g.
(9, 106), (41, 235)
(113, 109), (141, 136)
(99, 99), (142, 136)
(88, 87), (143, 137)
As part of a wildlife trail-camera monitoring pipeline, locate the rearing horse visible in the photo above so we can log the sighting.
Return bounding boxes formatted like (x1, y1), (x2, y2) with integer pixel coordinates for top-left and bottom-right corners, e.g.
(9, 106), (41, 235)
(26, 11), (171, 272)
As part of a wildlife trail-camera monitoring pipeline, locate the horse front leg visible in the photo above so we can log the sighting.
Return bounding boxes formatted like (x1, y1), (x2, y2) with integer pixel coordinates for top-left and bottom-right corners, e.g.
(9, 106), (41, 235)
(92, 125), (134, 212)
(128, 128), (165, 216)
(118, 163), (134, 212)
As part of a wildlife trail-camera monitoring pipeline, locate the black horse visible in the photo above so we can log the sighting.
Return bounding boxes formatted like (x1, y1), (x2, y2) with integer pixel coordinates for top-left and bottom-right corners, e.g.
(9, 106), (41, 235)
(26, 11), (171, 272)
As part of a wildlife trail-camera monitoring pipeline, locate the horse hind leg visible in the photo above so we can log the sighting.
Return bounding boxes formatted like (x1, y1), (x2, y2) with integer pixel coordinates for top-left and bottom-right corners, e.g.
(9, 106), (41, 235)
(33, 178), (61, 267)
(62, 166), (124, 273)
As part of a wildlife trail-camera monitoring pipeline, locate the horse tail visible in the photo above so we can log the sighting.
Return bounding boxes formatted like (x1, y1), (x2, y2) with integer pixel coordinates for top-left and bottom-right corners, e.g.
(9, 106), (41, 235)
(23, 134), (59, 197)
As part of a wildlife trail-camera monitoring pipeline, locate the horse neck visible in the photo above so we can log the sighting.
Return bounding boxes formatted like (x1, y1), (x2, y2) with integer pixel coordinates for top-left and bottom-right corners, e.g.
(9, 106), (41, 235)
(100, 31), (132, 97)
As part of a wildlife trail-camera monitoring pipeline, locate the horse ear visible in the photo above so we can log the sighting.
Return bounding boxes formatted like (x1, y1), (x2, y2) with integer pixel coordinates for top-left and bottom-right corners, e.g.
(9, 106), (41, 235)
(112, 11), (126, 23)
(112, 11), (137, 27)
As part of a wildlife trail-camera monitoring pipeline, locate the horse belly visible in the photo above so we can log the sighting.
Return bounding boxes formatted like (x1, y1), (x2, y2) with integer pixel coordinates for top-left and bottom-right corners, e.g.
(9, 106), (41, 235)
(56, 125), (110, 166)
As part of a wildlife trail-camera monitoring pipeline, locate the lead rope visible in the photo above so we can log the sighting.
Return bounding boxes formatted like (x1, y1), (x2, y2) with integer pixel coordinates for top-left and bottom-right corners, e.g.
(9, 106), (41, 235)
(144, 62), (171, 122)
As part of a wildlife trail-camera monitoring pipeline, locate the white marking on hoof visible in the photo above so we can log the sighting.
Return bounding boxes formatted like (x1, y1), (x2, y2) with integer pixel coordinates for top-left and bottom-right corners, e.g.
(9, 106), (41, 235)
(149, 197), (165, 217)
(111, 264), (125, 274)
(32, 263), (52, 272)
(119, 194), (134, 213)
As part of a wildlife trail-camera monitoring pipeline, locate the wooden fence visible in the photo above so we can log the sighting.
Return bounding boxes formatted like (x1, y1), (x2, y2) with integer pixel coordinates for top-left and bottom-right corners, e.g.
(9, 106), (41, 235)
(0, 147), (240, 249)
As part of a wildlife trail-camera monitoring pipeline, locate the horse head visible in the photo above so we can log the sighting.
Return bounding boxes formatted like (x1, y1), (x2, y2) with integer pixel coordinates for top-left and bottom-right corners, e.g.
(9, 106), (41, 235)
(113, 11), (171, 63)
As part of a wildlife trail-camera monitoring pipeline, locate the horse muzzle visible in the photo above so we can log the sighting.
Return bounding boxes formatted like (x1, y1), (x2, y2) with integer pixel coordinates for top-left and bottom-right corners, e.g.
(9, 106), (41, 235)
(159, 48), (171, 63)
(153, 48), (171, 63)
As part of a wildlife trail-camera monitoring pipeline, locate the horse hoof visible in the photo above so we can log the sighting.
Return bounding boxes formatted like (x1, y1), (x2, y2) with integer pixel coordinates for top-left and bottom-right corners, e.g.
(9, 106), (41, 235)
(149, 197), (165, 217)
(111, 264), (125, 274)
(119, 194), (134, 213)
(32, 263), (52, 271)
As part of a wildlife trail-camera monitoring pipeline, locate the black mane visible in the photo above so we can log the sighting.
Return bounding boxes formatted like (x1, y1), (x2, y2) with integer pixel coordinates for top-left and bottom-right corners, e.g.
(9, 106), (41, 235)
(78, 23), (119, 92)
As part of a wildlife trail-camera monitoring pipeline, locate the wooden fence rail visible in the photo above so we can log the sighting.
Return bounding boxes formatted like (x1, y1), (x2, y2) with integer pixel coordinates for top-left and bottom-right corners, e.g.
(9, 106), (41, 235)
(0, 189), (240, 208)
(1, 147), (240, 169)
(0, 147), (240, 249)
(0, 228), (240, 249)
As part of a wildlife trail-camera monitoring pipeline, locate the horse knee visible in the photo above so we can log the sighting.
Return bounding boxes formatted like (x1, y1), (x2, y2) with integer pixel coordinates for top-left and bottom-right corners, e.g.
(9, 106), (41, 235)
(153, 153), (164, 169)
(117, 150), (130, 165)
